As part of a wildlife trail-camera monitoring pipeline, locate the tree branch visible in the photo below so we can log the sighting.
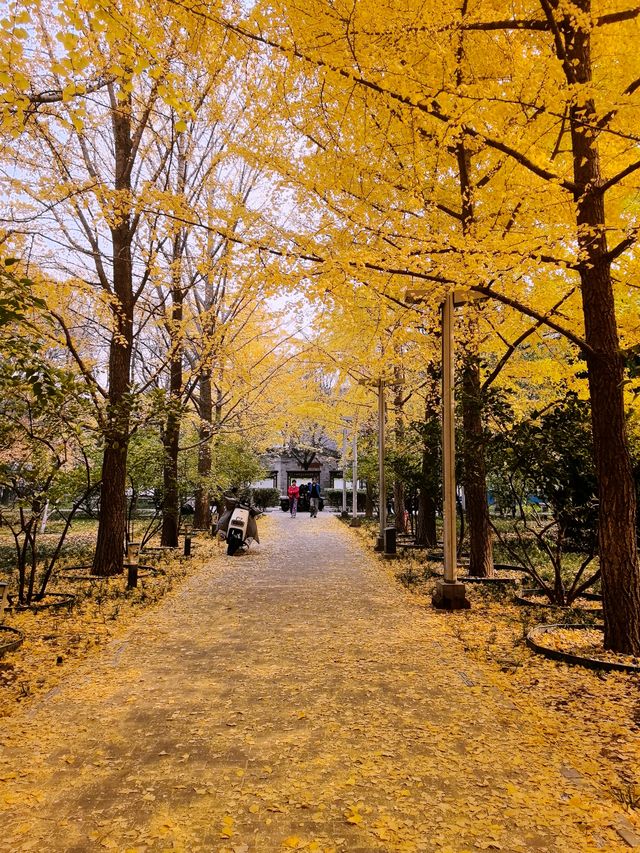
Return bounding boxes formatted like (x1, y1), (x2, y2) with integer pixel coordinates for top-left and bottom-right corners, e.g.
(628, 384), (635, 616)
(481, 290), (577, 391)
(599, 158), (640, 194)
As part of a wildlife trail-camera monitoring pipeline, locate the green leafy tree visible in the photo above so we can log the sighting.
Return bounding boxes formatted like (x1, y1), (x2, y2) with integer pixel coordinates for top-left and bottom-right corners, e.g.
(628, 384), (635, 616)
(0, 267), (96, 602)
(490, 395), (600, 605)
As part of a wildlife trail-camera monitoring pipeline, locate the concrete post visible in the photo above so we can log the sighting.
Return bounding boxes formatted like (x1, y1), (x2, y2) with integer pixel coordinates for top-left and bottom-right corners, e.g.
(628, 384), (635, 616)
(443, 292), (457, 583)
(350, 425), (360, 527)
(127, 542), (140, 590)
(375, 379), (386, 551)
(341, 427), (348, 518)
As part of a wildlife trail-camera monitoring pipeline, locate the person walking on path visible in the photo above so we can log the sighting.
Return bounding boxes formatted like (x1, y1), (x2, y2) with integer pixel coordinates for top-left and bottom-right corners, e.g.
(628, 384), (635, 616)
(309, 477), (321, 518)
(287, 479), (299, 517)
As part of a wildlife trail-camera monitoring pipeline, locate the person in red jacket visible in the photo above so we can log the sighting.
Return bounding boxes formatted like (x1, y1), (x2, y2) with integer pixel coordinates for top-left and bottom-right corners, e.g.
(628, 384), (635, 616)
(287, 479), (300, 517)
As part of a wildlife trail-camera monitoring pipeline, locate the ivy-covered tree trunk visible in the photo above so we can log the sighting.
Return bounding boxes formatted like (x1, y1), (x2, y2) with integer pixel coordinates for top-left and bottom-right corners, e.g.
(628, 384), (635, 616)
(562, 2), (640, 653)
(93, 91), (133, 577)
(462, 356), (493, 576)
(193, 369), (213, 530)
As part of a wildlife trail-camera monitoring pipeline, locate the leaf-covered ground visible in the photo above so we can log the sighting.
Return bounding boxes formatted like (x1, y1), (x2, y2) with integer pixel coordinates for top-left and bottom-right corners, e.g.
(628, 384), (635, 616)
(0, 543), (196, 718)
(0, 513), (638, 852)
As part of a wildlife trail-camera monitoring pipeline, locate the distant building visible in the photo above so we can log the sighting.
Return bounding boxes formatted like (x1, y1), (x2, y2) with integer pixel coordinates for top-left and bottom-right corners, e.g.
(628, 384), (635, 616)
(255, 441), (342, 495)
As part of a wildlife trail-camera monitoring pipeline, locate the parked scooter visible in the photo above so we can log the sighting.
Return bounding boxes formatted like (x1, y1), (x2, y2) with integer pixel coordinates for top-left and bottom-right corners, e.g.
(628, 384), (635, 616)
(215, 497), (261, 556)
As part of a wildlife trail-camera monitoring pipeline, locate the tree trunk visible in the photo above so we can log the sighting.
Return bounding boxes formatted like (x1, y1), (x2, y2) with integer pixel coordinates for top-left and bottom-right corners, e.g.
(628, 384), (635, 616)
(161, 253), (184, 548)
(416, 374), (440, 547)
(93, 90), (133, 577)
(562, 4), (640, 653)
(161, 143), (187, 548)
(393, 369), (406, 533)
(462, 357), (493, 576)
(453, 125), (494, 576)
(365, 480), (374, 519)
(416, 482), (437, 547)
(161, 409), (180, 547)
(194, 225), (217, 530)
(193, 369), (213, 529)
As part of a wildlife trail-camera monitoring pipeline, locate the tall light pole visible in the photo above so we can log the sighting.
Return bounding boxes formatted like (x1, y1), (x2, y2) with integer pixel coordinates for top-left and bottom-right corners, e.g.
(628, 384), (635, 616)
(433, 291), (491, 609)
(376, 378), (386, 550)
(442, 291), (458, 586)
(341, 426), (348, 517)
(350, 422), (360, 527)
(405, 288), (487, 609)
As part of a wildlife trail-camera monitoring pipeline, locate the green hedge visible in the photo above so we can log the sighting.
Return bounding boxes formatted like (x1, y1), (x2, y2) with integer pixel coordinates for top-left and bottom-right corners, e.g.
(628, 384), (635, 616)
(324, 488), (367, 511)
(251, 487), (281, 510)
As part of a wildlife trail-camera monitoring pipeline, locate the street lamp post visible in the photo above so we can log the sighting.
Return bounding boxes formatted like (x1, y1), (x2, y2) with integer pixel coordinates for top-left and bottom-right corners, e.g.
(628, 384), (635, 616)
(350, 424), (360, 527)
(405, 287), (488, 609)
(375, 378), (386, 551)
(341, 427), (349, 518)
(431, 291), (470, 609)
(442, 292), (457, 584)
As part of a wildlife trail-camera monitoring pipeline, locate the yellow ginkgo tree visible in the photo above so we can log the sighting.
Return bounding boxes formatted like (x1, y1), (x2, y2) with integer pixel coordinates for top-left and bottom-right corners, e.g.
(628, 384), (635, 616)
(195, 0), (640, 653)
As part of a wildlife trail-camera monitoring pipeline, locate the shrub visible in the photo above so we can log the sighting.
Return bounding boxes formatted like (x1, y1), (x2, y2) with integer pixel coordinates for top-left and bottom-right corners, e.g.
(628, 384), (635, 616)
(250, 487), (280, 510)
(324, 488), (367, 511)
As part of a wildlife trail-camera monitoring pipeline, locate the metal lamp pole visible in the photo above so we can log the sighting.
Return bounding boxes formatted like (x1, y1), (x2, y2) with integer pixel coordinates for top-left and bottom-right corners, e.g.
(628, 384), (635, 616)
(442, 292), (458, 585)
(350, 424), (360, 527)
(341, 427), (348, 517)
(404, 286), (486, 609)
(431, 291), (470, 608)
(376, 379), (386, 550)
(432, 290), (488, 609)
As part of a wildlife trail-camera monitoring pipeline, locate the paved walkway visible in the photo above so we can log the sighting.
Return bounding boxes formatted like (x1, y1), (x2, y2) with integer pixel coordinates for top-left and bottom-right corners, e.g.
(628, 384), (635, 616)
(0, 513), (630, 851)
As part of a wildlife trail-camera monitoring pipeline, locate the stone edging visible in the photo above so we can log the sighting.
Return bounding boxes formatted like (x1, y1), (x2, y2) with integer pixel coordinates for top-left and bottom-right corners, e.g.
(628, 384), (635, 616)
(13, 592), (76, 612)
(526, 623), (640, 673)
(0, 625), (24, 657)
(59, 564), (164, 581)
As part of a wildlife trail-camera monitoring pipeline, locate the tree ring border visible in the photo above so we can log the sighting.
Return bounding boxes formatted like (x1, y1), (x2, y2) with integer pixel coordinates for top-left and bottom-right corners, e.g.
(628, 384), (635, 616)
(0, 625), (24, 657)
(59, 563), (164, 581)
(526, 623), (640, 673)
(13, 592), (76, 612)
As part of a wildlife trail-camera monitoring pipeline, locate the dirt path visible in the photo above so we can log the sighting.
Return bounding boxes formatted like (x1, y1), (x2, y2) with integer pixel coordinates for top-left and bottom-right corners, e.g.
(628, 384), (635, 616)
(0, 513), (631, 851)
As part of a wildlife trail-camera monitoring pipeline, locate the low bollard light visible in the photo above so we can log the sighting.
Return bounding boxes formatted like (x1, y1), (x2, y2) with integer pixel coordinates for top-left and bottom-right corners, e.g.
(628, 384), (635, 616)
(384, 526), (397, 559)
(184, 525), (192, 557)
(127, 542), (140, 589)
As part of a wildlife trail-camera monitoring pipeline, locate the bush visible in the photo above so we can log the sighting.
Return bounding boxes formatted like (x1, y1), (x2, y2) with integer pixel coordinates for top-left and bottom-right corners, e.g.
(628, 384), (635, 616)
(324, 488), (367, 511)
(251, 487), (280, 510)
(488, 394), (600, 605)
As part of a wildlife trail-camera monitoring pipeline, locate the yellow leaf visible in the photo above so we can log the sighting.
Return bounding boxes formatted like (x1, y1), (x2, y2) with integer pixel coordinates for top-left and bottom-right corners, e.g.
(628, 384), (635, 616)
(220, 815), (234, 839)
(344, 807), (363, 825)
(13, 73), (29, 91)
